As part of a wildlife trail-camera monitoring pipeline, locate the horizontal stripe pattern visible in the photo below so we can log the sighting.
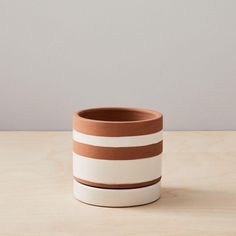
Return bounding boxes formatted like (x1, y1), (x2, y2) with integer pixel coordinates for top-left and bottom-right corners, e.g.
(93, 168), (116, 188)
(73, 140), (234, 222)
(73, 108), (163, 193)
(73, 130), (163, 147)
(73, 180), (161, 207)
(73, 141), (162, 160)
(73, 152), (162, 184)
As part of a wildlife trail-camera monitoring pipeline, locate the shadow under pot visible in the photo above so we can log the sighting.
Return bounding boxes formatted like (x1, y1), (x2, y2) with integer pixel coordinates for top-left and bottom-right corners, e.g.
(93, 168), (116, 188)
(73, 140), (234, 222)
(72, 107), (163, 207)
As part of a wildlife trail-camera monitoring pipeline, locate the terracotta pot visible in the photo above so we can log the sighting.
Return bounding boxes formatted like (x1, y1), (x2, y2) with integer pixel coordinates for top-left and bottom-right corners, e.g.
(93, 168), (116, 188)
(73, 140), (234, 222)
(73, 107), (163, 207)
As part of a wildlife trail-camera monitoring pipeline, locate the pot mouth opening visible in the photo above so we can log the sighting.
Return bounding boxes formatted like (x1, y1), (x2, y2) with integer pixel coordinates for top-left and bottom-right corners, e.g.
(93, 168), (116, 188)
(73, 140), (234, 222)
(77, 107), (161, 123)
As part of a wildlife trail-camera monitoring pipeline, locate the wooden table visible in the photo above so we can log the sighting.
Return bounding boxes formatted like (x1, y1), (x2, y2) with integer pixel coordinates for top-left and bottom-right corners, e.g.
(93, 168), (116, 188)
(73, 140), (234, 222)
(0, 132), (235, 236)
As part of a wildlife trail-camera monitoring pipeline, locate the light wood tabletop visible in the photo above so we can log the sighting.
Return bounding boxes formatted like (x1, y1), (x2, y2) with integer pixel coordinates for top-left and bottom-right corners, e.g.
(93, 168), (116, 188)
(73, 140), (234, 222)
(0, 131), (235, 236)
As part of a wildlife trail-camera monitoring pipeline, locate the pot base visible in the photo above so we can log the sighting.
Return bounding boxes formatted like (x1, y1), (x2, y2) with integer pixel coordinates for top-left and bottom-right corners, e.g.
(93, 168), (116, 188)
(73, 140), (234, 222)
(73, 180), (161, 207)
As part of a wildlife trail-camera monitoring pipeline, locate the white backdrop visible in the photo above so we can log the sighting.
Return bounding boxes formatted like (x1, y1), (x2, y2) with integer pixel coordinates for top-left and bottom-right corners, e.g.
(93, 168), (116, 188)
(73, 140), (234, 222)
(0, 0), (235, 130)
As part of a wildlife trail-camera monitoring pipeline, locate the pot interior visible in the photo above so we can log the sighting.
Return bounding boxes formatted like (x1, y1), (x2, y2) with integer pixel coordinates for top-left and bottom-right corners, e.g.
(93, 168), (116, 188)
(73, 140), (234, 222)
(79, 108), (157, 122)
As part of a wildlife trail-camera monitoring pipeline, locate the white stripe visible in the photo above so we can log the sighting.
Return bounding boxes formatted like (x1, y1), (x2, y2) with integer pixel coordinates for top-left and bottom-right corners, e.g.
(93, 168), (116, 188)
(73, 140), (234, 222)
(73, 180), (161, 207)
(73, 152), (161, 184)
(73, 130), (163, 147)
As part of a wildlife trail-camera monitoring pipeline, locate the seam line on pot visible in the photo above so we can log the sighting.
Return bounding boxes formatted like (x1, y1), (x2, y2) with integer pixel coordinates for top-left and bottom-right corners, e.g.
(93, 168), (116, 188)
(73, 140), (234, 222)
(73, 176), (162, 190)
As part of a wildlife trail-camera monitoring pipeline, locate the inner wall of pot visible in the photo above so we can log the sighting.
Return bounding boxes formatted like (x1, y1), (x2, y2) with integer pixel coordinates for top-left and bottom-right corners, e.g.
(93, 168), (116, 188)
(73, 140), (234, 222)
(79, 108), (157, 122)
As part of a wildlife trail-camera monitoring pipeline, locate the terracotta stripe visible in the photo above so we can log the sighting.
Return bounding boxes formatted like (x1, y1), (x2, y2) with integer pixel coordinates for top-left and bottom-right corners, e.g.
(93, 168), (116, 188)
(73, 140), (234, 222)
(73, 141), (163, 160)
(73, 108), (163, 137)
(74, 176), (162, 189)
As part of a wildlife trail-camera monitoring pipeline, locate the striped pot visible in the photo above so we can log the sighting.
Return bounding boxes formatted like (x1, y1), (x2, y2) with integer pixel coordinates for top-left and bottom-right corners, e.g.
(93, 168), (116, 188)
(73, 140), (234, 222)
(73, 107), (163, 207)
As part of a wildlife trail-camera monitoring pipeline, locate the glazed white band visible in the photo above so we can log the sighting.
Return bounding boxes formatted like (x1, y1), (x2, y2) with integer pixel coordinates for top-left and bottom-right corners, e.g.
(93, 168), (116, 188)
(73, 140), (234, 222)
(73, 180), (161, 207)
(73, 130), (163, 147)
(73, 152), (161, 184)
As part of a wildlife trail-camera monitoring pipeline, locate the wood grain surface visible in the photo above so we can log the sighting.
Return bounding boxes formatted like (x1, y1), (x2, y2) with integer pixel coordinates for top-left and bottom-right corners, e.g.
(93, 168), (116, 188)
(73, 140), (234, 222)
(0, 131), (235, 236)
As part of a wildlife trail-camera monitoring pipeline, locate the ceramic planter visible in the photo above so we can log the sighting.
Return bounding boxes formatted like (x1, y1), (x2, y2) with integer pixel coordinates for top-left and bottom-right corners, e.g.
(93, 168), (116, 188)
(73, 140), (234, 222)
(73, 107), (163, 207)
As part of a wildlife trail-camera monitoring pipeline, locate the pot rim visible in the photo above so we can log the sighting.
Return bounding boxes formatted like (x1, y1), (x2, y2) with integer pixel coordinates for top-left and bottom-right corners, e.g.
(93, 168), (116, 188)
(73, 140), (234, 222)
(74, 107), (162, 124)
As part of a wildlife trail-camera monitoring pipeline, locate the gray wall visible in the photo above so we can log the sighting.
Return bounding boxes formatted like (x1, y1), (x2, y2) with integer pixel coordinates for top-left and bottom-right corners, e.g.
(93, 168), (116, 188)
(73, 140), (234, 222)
(1, 0), (236, 131)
